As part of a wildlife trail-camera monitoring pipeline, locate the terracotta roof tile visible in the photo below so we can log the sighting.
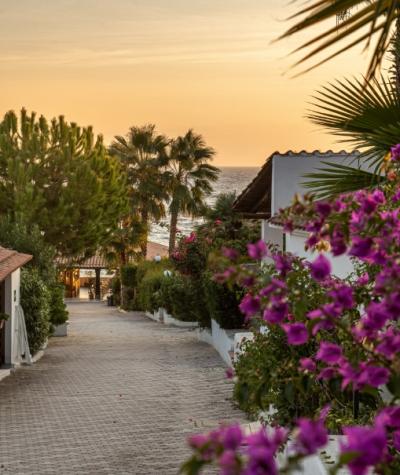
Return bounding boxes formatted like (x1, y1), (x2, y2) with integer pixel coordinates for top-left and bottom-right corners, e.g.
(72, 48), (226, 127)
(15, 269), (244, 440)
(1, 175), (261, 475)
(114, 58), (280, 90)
(56, 241), (169, 269)
(0, 247), (32, 282)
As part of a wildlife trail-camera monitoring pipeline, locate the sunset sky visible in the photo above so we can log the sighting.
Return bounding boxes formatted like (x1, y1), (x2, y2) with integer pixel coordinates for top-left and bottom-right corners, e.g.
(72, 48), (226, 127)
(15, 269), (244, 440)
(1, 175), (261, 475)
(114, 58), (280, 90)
(1, 1), (371, 166)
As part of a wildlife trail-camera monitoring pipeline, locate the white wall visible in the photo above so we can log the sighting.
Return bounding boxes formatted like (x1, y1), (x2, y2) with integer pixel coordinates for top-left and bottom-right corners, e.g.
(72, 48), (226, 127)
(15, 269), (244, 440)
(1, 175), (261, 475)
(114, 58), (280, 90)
(261, 221), (283, 249)
(3, 268), (21, 366)
(285, 231), (354, 279)
(271, 153), (368, 215)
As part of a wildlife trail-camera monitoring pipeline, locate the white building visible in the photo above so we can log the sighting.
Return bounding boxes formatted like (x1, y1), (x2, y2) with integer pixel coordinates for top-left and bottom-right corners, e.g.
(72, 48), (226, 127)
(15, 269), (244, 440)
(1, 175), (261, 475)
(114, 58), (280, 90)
(0, 246), (32, 368)
(233, 150), (371, 278)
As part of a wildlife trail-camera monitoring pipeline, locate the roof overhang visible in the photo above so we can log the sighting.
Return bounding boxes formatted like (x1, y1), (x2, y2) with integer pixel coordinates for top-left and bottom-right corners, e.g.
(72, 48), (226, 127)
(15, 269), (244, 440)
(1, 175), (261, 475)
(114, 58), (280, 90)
(0, 247), (32, 282)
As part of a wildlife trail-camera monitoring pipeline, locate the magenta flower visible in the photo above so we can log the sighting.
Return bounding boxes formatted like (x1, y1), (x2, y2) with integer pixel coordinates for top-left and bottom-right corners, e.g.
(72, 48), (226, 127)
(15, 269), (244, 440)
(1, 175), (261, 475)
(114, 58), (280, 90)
(391, 143), (400, 161)
(341, 425), (387, 475)
(358, 365), (390, 388)
(239, 294), (260, 317)
(299, 357), (316, 373)
(295, 416), (328, 455)
(272, 254), (292, 276)
(222, 247), (239, 261)
(316, 341), (342, 364)
(328, 284), (354, 309)
(309, 254), (331, 281)
(349, 237), (373, 258)
(222, 425), (243, 450)
(282, 322), (308, 345)
(225, 367), (234, 379)
(247, 240), (268, 260)
(263, 300), (288, 324)
(315, 201), (332, 218)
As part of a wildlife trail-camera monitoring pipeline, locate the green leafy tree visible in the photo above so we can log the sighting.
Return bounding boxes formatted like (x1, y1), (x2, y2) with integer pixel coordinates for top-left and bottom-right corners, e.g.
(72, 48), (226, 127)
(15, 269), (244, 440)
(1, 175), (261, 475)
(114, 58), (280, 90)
(0, 109), (128, 257)
(166, 129), (219, 255)
(109, 125), (169, 257)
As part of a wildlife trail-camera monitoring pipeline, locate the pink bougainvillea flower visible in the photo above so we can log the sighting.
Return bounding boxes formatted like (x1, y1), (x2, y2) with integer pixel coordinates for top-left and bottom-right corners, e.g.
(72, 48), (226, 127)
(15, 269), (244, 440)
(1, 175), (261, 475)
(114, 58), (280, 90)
(221, 247), (239, 261)
(225, 367), (234, 379)
(316, 341), (342, 364)
(349, 237), (373, 258)
(341, 425), (387, 475)
(247, 240), (268, 260)
(295, 414), (328, 455)
(391, 143), (400, 161)
(239, 294), (260, 317)
(309, 254), (331, 281)
(282, 323), (308, 345)
(299, 357), (316, 373)
(263, 300), (288, 324)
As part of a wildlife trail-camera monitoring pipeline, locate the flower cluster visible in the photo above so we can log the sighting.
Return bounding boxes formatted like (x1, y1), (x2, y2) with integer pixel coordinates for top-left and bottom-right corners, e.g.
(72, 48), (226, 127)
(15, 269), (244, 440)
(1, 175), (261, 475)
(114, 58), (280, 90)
(182, 148), (400, 474)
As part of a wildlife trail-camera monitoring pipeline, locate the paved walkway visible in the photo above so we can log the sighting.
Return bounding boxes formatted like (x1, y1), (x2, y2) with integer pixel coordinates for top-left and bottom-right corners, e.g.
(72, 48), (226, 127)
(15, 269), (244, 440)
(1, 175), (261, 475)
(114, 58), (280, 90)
(0, 302), (244, 474)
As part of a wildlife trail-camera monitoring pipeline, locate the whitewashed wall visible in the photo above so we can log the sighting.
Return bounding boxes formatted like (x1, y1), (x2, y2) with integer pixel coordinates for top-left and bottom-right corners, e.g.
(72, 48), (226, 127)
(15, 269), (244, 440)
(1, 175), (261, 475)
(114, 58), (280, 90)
(286, 231), (354, 279)
(271, 153), (366, 215)
(3, 268), (21, 366)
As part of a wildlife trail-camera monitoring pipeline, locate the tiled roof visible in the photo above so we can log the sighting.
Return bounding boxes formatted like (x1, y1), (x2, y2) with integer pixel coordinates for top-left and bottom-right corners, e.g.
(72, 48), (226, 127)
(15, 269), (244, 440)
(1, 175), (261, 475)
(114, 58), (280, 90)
(56, 241), (169, 269)
(0, 247), (32, 282)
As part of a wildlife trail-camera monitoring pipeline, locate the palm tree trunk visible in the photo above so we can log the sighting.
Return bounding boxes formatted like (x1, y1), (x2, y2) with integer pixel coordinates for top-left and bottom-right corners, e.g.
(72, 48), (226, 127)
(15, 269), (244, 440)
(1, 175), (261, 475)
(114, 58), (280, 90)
(168, 209), (178, 256)
(119, 249), (127, 308)
(140, 209), (148, 258)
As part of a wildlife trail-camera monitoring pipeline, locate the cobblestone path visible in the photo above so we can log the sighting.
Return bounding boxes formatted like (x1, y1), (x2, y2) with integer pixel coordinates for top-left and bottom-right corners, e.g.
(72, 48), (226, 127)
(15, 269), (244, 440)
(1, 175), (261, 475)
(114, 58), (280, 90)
(0, 302), (244, 475)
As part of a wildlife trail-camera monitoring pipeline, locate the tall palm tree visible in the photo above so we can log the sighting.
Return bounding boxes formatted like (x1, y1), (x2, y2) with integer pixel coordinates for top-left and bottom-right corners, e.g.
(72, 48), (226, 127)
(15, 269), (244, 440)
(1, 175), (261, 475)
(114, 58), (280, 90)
(165, 130), (219, 255)
(282, 1), (399, 82)
(109, 125), (169, 257)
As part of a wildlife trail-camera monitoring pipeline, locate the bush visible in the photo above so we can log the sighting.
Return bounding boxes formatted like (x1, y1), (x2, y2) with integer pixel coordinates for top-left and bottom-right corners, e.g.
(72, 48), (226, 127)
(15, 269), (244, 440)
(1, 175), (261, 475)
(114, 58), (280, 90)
(49, 284), (68, 326)
(121, 264), (137, 287)
(21, 268), (51, 355)
(136, 268), (165, 312)
(0, 217), (69, 325)
(203, 273), (245, 329)
(234, 328), (378, 432)
(111, 276), (121, 306)
(158, 273), (210, 325)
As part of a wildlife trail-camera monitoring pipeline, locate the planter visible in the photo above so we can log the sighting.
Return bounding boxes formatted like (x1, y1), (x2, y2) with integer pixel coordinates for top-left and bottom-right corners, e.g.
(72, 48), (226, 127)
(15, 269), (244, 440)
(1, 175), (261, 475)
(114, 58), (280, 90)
(211, 319), (236, 367)
(196, 327), (213, 345)
(163, 309), (198, 328)
(145, 310), (162, 323)
(53, 322), (68, 337)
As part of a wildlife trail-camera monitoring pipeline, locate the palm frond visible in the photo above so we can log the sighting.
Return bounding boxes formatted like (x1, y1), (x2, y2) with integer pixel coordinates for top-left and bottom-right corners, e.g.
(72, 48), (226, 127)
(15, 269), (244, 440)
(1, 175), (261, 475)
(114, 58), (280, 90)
(302, 161), (384, 198)
(281, 0), (399, 81)
(307, 76), (400, 168)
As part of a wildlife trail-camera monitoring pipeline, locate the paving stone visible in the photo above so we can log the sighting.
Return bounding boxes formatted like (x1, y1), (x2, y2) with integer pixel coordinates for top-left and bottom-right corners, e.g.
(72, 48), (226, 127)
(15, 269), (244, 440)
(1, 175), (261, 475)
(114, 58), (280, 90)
(0, 302), (245, 474)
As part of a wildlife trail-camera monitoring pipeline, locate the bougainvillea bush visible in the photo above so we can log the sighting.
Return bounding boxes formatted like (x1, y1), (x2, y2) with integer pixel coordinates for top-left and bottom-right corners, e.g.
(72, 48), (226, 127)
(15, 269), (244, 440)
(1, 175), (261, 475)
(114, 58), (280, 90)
(181, 148), (400, 475)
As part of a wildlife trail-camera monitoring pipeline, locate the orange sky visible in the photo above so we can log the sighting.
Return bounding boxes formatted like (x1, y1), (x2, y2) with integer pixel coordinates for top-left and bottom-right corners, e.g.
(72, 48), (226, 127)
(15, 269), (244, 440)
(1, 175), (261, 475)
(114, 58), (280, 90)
(0, 1), (372, 166)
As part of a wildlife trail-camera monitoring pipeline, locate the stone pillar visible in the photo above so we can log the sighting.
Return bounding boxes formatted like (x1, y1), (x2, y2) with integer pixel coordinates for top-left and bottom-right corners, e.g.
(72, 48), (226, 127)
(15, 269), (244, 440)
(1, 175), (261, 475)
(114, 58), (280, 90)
(95, 268), (101, 301)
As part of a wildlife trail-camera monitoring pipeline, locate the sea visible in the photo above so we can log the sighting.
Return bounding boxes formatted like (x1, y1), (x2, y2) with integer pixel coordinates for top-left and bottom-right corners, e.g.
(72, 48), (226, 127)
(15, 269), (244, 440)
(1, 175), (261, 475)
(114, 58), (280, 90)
(149, 167), (259, 246)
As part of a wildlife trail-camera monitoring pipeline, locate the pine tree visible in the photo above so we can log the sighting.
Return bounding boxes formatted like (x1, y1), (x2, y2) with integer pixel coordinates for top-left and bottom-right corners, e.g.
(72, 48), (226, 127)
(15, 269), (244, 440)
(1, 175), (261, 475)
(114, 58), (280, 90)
(0, 109), (128, 257)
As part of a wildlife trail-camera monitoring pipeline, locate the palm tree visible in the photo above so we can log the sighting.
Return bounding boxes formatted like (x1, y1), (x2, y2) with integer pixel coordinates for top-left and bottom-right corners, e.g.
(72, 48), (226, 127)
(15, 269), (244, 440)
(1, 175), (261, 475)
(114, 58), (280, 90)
(165, 130), (219, 255)
(109, 125), (169, 257)
(282, 1), (400, 82)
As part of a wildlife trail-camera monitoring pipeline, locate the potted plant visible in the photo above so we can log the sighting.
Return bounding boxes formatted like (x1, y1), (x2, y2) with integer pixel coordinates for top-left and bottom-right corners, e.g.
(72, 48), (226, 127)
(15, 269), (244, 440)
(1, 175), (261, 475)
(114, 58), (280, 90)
(0, 312), (9, 331)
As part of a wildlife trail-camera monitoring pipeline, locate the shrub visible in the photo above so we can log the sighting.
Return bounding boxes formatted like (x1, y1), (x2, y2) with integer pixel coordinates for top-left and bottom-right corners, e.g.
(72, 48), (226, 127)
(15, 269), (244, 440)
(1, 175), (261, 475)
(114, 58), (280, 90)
(233, 329), (378, 431)
(120, 264), (138, 309)
(49, 284), (68, 326)
(203, 273), (245, 329)
(121, 264), (137, 287)
(111, 276), (121, 306)
(158, 273), (210, 324)
(136, 269), (165, 312)
(21, 268), (51, 355)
